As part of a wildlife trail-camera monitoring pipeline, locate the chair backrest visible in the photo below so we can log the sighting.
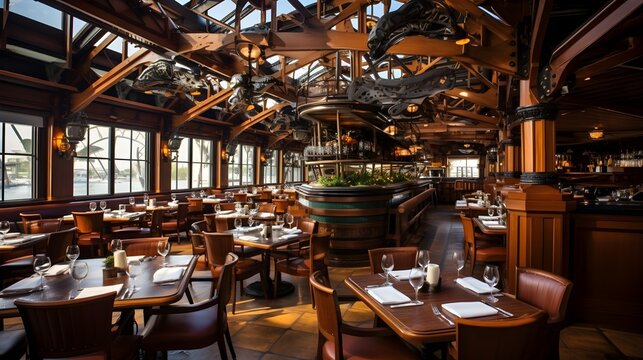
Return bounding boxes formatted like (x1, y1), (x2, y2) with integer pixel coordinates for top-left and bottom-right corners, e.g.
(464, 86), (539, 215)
(219, 202), (236, 211)
(309, 233), (331, 275)
(259, 189), (273, 201)
(298, 218), (318, 235)
(125, 204), (146, 212)
(187, 198), (203, 213)
(191, 220), (208, 234)
(257, 203), (276, 213)
(273, 199), (289, 213)
(149, 209), (164, 234)
(215, 253), (238, 312)
(202, 232), (235, 268)
(71, 211), (104, 235)
(16, 292), (117, 360)
(25, 219), (63, 234)
(19, 213), (42, 233)
(309, 270), (343, 357)
(368, 246), (419, 274)
(203, 213), (218, 232)
(121, 237), (169, 256)
(233, 193), (247, 203)
(516, 267), (573, 324)
(287, 204), (306, 218)
(176, 202), (189, 229)
(456, 311), (547, 360)
(459, 213), (475, 249)
(46, 227), (76, 264)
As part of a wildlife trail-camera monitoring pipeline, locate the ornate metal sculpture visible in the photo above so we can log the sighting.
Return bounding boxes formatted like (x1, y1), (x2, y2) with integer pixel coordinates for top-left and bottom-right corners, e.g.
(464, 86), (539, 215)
(227, 74), (281, 113)
(132, 59), (215, 98)
(347, 67), (456, 117)
(367, 0), (466, 60)
(262, 105), (311, 142)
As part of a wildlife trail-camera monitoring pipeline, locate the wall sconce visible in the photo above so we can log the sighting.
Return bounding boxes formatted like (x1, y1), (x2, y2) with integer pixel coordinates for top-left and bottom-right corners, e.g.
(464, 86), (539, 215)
(383, 125), (398, 136)
(162, 134), (183, 161)
(406, 103), (419, 113)
(54, 133), (72, 158)
(221, 149), (230, 163)
(55, 112), (88, 158)
(589, 128), (604, 140)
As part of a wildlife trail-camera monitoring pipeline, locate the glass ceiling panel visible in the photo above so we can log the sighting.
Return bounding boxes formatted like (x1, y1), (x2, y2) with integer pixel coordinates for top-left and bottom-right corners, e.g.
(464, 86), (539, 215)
(9, 0), (62, 29)
(72, 17), (88, 37)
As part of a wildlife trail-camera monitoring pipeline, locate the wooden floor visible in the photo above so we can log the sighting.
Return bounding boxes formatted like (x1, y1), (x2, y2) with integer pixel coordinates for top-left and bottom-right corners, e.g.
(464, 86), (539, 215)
(5, 205), (643, 359)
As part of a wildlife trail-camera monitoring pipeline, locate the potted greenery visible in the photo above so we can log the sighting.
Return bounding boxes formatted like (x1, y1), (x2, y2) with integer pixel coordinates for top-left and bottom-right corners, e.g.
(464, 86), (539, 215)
(103, 255), (117, 278)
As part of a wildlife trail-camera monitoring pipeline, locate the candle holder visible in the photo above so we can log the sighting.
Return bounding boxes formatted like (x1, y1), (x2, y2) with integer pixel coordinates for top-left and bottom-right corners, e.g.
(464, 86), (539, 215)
(420, 276), (442, 293)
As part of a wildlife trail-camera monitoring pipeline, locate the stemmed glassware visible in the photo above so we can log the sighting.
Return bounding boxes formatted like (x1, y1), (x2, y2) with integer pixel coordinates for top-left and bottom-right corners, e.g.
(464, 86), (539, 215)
(157, 240), (170, 266)
(286, 214), (295, 228)
(408, 267), (425, 304)
(199, 189), (205, 198)
(234, 202), (242, 214)
(234, 216), (243, 239)
(111, 239), (122, 253)
(453, 251), (464, 278)
(214, 204), (221, 214)
(66, 245), (80, 265)
(129, 197), (135, 206)
(89, 201), (97, 211)
(171, 193), (177, 202)
(247, 215), (255, 228)
(126, 260), (142, 294)
(33, 255), (52, 290)
(483, 265), (500, 303)
(416, 250), (430, 271)
(275, 215), (284, 227)
(70, 261), (88, 298)
(487, 206), (496, 217)
(381, 254), (394, 286)
(0, 221), (11, 243)
(143, 193), (149, 204)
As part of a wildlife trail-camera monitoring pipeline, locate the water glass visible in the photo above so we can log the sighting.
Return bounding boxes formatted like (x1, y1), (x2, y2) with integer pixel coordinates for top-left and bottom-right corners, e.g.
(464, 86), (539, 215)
(157, 240), (170, 266)
(99, 201), (107, 211)
(483, 265), (500, 303)
(0, 221), (11, 242)
(408, 267), (425, 304)
(111, 239), (122, 252)
(235, 202), (242, 214)
(70, 261), (89, 298)
(126, 260), (142, 293)
(381, 254), (394, 286)
(119, 204), (126, 214)
(286, 214), (295, 228)
(487, 206), (495, 217)
(214, 204), (221, 214)
(89, 202), (97, 211)
(66, 245), (80, 263)
(248, 215), (255, 228)
(171, 193), (177, 202)
(143, 193), (149, 204)
(33, 255), (52, 290)
(453, 251), (464, 278)
(416, 250), (430, 271)
(129, 197), (135, 206)
(234, 216), (243, 239)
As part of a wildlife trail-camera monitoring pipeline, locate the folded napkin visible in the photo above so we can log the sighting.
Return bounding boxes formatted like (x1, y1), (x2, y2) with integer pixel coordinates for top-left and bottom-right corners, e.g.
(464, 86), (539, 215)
(282, 228), (302, 234)
(0, 276), (42, 296)
(76, 284), (123, 299)
(272, 225), (283, 230)
(3, 232), (20, 239)
(278, 234), (299, 240)
(487, 224), (506, 229)
(597, 196), (611, 202)
(481, 220), (500, 226)
(239, 225), (262, 233)
(255, 212), (273, 218)
(153, 267), (185, 284)
(456, 200), (467, 206)
(239, 235), (259, 241)
(478, 216), (500, 221)
(366, 286), (411, 305)
(1, 238), (28, 245)
(442, 301), (498, 318)
(389, 269), (412, 281)
(166, 256), (192, 267)
(456, 277), (499, 294)
(44, 264), (69, 276)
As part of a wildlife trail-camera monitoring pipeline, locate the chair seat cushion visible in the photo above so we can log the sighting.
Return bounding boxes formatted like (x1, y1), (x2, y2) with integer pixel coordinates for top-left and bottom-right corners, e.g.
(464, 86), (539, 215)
(476, 247), (506, 262)
(56, 335), (140, 360)
(322, 333), (417, 360)
(161, 222), (177, 232)
(0, 329), (26, 360)
(275, 257), (308, 276)
(77, 233), (108, 245)
(141, 304), (221, 351)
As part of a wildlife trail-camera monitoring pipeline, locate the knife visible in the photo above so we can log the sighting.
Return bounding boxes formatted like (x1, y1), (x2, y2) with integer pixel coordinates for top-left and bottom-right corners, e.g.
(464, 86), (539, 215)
(480, 300), (514, 317)
(390, 301), (424, 308)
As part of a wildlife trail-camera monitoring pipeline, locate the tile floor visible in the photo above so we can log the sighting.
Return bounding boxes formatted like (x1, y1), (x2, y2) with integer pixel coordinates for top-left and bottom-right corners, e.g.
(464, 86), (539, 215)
(5, 205), (643, 359)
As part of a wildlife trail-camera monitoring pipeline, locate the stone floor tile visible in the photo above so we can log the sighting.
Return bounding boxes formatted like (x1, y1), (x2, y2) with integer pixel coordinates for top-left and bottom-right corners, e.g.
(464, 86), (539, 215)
(270, 330), (318, 359)
(602, 328), (643, 358)
(232, 324), (286, 352)
(253, 310), (303, 328)
(291, 312), (318, 333)
(560, 326), (621, 356)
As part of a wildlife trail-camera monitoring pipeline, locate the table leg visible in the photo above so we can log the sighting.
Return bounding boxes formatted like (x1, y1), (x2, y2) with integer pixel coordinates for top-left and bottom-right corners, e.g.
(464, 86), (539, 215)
(243, 249), (295, 299)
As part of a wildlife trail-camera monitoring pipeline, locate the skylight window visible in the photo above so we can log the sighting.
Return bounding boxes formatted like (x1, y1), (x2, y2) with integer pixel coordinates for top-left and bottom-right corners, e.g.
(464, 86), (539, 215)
(9, 0), (62, 29)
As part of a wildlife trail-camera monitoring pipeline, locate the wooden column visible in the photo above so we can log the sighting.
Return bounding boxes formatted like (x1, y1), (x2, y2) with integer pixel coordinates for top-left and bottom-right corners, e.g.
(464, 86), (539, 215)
(499, 137), (521, 185)
(504, 102), (576, 293)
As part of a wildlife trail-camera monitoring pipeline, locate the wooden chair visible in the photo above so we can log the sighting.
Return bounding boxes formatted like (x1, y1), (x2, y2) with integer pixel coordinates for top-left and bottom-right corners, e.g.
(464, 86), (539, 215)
(368, 246), (419, 274)
(203, 213), (218, 232)
(259, 189), (273, 202)
(141, 253), (238, 360)
(257, 203), (276, 213)
(16, 292), (141, 360)
(161, 202), (189, 242)
(516, 267), (573, 360)
(24, 219), (62, 234)
(189, 220), (208, 262)
(203, 232), (268, 313)
(18, 213), (41, 234)
(271, 218), (318, 268)
(452, 311), (547, 360)
(121, 237), (169, 256)
(112, 209), (163, 239)
(272, 199), (289, 214)
(0, 330), (26, 360)
(309, 270), (419, 360)
(187, 198), (204, 225)
(233, 193), (247, 203)
(459, 214), (505, 275)
(274, 233), (330, 299)
(218, 202), (236, 211)
(287, 204), (307, 218)
(72, 211), (109, 257)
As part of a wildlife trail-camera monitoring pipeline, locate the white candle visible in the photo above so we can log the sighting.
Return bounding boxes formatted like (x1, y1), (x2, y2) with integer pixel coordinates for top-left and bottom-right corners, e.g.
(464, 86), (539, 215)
(426, 264), (440, 286)
(113, 250), (127, 270)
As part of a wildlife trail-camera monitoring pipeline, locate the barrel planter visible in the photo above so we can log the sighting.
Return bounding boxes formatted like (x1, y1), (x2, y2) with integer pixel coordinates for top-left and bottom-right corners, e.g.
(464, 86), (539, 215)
(297, 181), (430, 267)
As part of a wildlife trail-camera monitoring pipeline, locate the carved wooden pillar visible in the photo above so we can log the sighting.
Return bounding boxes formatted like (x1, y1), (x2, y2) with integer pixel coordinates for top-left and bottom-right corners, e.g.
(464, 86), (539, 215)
(499, 137), (521, 185)
(504, 102), (575, 294)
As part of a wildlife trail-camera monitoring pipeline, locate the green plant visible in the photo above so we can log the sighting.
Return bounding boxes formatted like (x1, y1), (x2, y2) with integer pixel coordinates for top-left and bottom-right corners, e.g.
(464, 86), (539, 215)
(103, 255), (114, 268)
(316, 170), (414, 187)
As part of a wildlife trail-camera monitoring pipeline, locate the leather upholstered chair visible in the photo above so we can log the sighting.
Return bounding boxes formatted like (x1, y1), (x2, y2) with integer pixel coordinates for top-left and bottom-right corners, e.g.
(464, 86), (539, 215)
(256, 203), (276, 213)
(274, 233), (330, 298)
(203, 232), (267, 313)
(368, 246), (419, 274)
(161, 202), (189, 242)
(16, 292), (141, 360)
(233, 193), (247, 203)
(272, 198), (289, 214)
(112, 209), (163, 239)
(141, 253), (238, 360)
(72, 211), (109, 257)
(309, 271), (419, 360)
(0, 330), (26, 360)
(453, 311), (547, 360)
(18, 213), (41, 233)
(189, 221), (207, 261)
(516, 267), (573, 360)
(203, 213), (218, 232)
(218, 202), (236, 211)
(459, 214), (505, 275)
(24, 219), (62, 234)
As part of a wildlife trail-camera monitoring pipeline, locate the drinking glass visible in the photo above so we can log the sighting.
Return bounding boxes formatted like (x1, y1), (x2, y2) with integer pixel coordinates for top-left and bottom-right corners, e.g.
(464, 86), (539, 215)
(66, 245), (80, 264)
(199, 189), (205, 198)
(157, 240), (170, 266)
(483, 265), (500, 303)
(126, 260), (142, 293)
(487, 206), (495, 217)
(33, 255), (52, 290)
(381, 254), (394, 286)
(143, 193), (149, 204)
(453, 251), (464, 278)
(416, 250), (430, 271)
(275, 215), (284, 226)
(70, 261), (88, 298)
(171, 193), (177, 202)
(89, 202), (97, 211)
(99, 201), (107, 211)
(408, 267), (425, 304)
(248, 215), (255, 228)
(286, 214), (295, 228)
(111, 239), (122, 253)
(191, 192), (196, 198)
(0, 221), (11, 242)
(214, 204), (221, 214)
(234, 216), (243, 239)
(235, 202), (242, 214)
(119, 204), (126, 214)
(129, 197), (135, 206)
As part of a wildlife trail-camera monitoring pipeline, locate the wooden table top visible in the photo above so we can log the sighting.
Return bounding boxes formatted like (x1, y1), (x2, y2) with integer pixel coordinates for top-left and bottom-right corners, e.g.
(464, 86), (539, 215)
(61, 211), (147, 223)
(473, 218), (507, 235)
(344, 274), (540, 347)
(0, 233), (48, 253)
(0, 254), (197, 319)
(226, 228), (309, 250)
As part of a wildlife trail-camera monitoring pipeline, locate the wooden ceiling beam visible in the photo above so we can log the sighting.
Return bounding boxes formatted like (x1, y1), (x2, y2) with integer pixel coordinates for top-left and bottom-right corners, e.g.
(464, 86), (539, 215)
(171, 88), (233, 129)
(230, 102), (290, 141)
(444, 0), (515, 42)
(575, 38), (643, 81)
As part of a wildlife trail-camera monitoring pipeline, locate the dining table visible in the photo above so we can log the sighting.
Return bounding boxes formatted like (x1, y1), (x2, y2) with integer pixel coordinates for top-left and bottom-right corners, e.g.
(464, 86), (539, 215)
(225, 225), (309, 298)
(0, 233), (48, 254)
(473, 217), (507, 236)
(61, 211), (147, 223)
(344, 273), (540, 358)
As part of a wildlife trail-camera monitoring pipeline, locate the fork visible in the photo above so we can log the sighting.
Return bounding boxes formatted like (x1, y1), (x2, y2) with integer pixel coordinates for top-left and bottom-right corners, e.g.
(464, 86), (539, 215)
(431, 304), (454, 326)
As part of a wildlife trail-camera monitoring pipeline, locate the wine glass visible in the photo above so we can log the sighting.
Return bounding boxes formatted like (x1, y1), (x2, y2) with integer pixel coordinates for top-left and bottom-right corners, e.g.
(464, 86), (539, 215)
(143, 193), (149, 204)
(416, 250), (430, 271)
(33, 255), (52, 290)
(214, 204), (221, 214)
(66, 245), (80, 264)
(453, 251), (464, 278)
(99, 201), (107, 211)
(487, 206), (495, 217)
(248, 215), (255, 228)
(275, 215), (284, 227)
(483, 265), (500, 303)
(234, 202), (242, 214)
(408, 267), (425, 304)
(381, 254), (394, 286)
(129, 197), (135, 206)
(89, 201), (97, 211)
(126, 260), (142, 293)
(70, 261), (89, 298)
(234, 216), (243, 239)
(286, 214), (295, 228)
(157, 240), (170, 266)
(171, 193), (177, 202)
(0, 221), (11, 243)
(119, 204), (126, 215)
(199, 189), (206, 198)
(111, 239), (122, 253)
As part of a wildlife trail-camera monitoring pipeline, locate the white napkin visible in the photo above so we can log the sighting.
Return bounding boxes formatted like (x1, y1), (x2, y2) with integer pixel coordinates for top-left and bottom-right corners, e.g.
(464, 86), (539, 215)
(442, 301), (498, 318)
(239, 226), (262, 233)
(1, 276), (42, 293)
(478, 216), (500, 221)
(282, 228), (302, 234)
(44, 264), (69, 276)
(366, 286), (411, 305)
(272, 225), (284, 230)
(481, 220), (500, 226)
(456, 277), (499, 294)
(389, 269), (412, 281)
(166, 256), (192, 267)
(456, 200), (467, 206)
(3, 232), (20, 239)
(255, 212), (273, 218)
(217, 210), (235, 215)
(153, 267), (184, 283)
(239, 235), (259, 241)
(487, 224), (506, 229)
(76, 284), (123, 299)
(278, 234), (299, 240)
(1, 238), (29, 245)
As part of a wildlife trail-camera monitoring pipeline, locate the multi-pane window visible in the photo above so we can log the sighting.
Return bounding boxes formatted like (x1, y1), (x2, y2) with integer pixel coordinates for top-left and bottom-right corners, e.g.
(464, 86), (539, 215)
(1, 122), (36, 201)
(447, 157), (480, 178)
(9, 0), (63, 29)
(74, 125), (110, 196)
(284, 152), (302, 183)
(263, 153), (278, 184)
(227, 144), (255, 186)
(171, 137), (213, 190)
(114, 129), (148, 194)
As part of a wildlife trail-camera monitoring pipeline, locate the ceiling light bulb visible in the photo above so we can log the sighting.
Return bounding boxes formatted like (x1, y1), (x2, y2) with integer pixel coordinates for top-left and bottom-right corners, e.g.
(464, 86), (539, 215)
(459, 91), (469, 97)
(455, 37), (470, 45)
(406, 103), (419, 113)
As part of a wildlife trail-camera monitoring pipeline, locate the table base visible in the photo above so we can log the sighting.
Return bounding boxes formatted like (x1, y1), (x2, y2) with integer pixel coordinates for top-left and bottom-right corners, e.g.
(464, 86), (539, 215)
(245, 280), (294, 298)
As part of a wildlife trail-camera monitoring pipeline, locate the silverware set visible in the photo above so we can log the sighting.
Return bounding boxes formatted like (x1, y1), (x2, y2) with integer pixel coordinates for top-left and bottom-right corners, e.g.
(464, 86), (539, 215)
(431, 304), (454, 326)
